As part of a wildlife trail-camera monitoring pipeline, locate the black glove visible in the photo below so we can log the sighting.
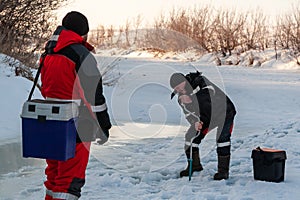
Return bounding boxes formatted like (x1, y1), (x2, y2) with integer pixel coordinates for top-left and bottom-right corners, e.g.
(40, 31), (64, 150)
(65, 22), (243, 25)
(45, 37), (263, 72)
(96, 128), (109, 145)
(95, 111), (111, 144)
(96, 111), (112, 131)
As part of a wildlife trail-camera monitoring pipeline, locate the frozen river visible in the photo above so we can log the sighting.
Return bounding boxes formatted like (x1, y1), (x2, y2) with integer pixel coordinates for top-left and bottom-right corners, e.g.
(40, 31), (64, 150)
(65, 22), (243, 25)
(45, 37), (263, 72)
(0, 57), (299, 199)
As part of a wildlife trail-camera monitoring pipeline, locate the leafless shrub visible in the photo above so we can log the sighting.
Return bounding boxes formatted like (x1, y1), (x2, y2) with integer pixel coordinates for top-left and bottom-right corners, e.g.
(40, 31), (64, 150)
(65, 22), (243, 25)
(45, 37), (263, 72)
(133, 15), (142, 46)
(212, 9), (247, 56)
(89, 15), (143, 49)
(144, 28), (199, 52)
(167, 8), (191, 37)
(275, 3), (300, 65)
(88, 4), (300, 67)
(3, 55), (33, 79)
(89, 25), (106, 48)
(242, 9), (269, 51)
(0, 0), (67, 74)
(189, 6), (215, 52)
(98, 56), (122, 86)
(108, 25), (116, 47)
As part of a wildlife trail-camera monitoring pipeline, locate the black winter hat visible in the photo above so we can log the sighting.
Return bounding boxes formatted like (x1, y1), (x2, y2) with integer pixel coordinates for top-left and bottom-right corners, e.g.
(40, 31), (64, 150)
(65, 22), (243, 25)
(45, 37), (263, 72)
(62, 11), (89, 36)
(170, 73), (187, 88)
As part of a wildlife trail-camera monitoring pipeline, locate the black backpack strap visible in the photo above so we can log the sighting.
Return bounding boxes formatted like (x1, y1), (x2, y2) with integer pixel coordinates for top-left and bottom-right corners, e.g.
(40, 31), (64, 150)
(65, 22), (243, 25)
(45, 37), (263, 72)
(27, 51), (47, 101)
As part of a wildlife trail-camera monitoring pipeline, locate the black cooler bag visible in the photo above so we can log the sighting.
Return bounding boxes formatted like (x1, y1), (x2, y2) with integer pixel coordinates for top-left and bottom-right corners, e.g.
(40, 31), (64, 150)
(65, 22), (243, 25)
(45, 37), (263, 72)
(251, 147), (287, 182)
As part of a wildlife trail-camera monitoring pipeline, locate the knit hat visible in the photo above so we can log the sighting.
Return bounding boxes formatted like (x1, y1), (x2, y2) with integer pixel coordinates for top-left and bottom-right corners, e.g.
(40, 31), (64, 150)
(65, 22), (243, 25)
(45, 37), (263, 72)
(169, 73), (187, 88)
(62, 11), (89, 36)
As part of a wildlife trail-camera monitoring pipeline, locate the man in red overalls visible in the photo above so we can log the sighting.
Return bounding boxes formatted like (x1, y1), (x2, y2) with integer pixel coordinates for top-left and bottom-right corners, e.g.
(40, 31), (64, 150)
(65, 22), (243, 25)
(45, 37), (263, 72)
(41, 11), (112, 199)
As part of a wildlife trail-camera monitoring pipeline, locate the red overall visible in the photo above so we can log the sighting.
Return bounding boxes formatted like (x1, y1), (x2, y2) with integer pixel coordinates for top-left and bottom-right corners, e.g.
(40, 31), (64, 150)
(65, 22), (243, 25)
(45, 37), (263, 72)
(45, 142), (91, 200)
(41, 27), (96, 200)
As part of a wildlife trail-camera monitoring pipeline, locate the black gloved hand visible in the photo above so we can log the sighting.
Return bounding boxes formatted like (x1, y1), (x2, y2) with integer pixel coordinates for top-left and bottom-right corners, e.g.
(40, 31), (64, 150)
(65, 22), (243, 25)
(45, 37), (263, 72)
(96, 129), (109, 145)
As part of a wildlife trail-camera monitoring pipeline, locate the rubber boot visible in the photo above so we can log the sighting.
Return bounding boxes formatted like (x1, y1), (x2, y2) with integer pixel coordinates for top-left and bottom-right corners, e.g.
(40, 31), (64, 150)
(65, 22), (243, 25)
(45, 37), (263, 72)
(214, 155), (230, 180)
(180, 149), (203, 177)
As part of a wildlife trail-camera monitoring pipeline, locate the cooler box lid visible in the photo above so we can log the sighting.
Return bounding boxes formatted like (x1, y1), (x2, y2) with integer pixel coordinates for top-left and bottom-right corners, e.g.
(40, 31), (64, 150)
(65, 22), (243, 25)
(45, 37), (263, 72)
(21, 99), (79, 121)
(251, 147), (287, 160)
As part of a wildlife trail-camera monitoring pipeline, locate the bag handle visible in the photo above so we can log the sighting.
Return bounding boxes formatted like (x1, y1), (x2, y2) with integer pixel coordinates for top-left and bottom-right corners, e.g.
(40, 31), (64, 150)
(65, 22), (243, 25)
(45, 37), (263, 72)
(27, 52), (47, 101)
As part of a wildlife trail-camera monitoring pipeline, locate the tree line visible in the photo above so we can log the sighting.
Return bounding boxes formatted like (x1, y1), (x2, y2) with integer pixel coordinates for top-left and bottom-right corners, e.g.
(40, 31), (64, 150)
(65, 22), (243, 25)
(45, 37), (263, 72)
(89, 5), (300, 65)
(1, 1), (300, 77)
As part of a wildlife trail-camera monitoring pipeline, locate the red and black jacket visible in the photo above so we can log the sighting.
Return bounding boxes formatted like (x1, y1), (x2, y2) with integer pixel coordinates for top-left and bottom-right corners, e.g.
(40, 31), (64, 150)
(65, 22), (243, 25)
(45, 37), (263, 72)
(41, 26), (111, 141)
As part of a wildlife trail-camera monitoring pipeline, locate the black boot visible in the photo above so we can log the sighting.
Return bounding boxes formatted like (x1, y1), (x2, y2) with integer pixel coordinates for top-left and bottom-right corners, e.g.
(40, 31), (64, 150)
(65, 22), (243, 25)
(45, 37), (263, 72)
(214, 155), (230, 180)
(180, 149), (203, 177)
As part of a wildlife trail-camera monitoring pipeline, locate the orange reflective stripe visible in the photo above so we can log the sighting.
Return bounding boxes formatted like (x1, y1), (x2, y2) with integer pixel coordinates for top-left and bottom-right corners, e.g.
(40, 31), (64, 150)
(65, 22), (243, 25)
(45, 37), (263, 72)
(260, 148), (284, 152)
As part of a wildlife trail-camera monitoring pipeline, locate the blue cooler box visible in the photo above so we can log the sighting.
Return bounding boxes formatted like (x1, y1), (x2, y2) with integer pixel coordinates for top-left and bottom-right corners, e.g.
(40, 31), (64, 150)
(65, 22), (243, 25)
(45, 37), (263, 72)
(21, 99), (79, 161)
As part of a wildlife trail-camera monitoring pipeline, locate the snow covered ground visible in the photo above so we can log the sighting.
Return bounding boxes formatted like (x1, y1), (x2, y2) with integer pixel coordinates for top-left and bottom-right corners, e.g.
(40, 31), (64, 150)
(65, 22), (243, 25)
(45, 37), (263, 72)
(0, 52), (300, 199)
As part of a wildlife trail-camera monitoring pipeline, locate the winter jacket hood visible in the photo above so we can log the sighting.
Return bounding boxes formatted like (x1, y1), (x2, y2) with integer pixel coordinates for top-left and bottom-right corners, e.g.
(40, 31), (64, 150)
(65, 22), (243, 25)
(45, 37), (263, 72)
(45, 26), (94, 54)
(54, 28), (83, 52)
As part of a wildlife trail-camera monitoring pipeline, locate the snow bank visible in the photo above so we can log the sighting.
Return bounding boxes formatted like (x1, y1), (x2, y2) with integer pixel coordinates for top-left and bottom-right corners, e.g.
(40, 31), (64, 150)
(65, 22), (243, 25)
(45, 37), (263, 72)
(0, 52), (299, 199)
(96, 48), (300, 70)
(0, 54), (42, 144)
(212, 49), (300, 70)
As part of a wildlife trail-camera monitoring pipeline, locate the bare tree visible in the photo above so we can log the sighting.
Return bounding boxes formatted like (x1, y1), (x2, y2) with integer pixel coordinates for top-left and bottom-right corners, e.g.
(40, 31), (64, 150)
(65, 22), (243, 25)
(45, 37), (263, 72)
(242, 9), (269, 51)
(189, 5), (214, 52)
(212, 9), (247, 56)
(124, 19), (131, 47)
(143, 13), (168, 50)
(114, 26), (124, 47)
(85, 4), (300, 67)
(166, 8), (191, 37)
(144, 8), (204, 52)
(106, 25), (115, 47)
(289, 5), (300, 64)
(0, 0), (67, 71)
(89, 25), (106, 48)
(133, 14), (142, 46)
(275, 4), (300, 64)
(275, 15), (292, 49)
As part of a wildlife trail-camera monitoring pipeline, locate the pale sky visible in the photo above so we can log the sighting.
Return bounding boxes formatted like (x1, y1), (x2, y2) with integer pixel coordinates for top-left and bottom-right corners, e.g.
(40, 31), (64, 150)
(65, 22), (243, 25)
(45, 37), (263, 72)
(57, 0), (298, 29)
